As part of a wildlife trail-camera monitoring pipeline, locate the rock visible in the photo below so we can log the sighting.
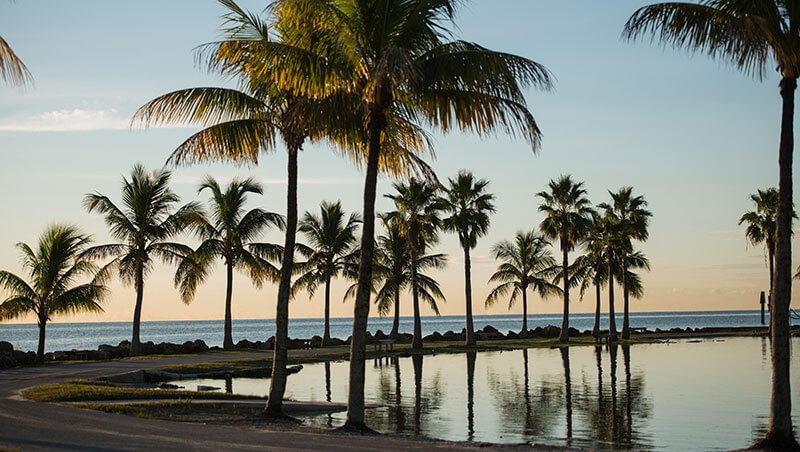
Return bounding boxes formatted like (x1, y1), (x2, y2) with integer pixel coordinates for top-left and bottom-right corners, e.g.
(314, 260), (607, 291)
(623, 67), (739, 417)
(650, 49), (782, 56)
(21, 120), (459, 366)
(541, 326), (560, 338)
(568, 327), (580, 337)
(442, 330), (458, 341)
(329, 338), (345, 346)
(373, 330), (388, 340)
(236, 339), (256, 349)
(54, 351), (66, 361)
(0, 341), (13, 354)
(506, 331), (519, 339)
(140, 341), (155, 355)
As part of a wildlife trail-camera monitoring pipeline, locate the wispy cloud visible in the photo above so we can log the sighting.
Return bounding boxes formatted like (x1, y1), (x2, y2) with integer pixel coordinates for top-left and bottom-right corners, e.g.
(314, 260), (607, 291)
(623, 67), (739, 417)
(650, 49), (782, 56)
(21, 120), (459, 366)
(0, 108), (197, 132)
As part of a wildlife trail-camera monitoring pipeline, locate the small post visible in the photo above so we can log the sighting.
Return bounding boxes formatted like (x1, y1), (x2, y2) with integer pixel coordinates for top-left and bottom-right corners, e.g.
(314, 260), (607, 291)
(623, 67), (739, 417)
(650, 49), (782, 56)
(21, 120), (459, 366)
(760, 291), (766, 325)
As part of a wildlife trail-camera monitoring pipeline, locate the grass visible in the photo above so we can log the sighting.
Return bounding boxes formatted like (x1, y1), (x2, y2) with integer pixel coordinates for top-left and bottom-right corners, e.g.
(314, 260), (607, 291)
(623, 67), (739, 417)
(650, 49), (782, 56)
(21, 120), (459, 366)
(23, 379), (262, 403)
(75, 401), (262, 422)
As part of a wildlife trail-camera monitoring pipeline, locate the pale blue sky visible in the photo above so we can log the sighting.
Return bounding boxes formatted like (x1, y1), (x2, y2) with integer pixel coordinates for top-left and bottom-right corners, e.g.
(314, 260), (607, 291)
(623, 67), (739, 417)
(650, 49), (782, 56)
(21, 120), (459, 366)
(0, 0), (797, 323)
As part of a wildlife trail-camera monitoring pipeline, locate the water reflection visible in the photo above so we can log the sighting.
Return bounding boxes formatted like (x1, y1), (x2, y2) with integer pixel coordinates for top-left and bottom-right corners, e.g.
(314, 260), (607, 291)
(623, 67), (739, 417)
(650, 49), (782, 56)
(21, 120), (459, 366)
(175, 337), (799, 451)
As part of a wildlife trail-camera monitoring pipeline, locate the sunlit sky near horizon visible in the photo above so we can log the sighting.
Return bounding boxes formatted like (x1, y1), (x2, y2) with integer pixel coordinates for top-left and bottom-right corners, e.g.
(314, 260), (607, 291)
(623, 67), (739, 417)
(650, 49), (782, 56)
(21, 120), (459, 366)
(1, 0), (799, 325)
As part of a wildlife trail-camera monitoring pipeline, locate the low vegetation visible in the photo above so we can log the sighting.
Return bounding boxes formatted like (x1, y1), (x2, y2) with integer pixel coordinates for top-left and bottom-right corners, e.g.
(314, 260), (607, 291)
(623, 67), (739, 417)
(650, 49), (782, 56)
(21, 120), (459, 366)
(23, 379), (260, 402)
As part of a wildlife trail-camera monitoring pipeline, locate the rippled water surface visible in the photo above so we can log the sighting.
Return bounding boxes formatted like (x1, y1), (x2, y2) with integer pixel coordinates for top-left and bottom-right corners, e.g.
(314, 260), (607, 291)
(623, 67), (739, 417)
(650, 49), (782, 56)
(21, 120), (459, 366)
(177, 337), (799, 451)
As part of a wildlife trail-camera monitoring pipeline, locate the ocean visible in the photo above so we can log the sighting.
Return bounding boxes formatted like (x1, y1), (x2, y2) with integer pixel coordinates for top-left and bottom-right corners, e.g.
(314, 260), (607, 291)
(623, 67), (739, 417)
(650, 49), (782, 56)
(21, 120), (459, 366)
(0, 310), (790, 353)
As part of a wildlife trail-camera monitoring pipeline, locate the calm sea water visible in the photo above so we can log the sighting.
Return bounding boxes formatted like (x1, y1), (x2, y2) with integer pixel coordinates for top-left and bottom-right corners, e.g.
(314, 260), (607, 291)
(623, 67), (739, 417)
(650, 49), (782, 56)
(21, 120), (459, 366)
(0, 310), (788, 353)
(177, 337), (800, 451)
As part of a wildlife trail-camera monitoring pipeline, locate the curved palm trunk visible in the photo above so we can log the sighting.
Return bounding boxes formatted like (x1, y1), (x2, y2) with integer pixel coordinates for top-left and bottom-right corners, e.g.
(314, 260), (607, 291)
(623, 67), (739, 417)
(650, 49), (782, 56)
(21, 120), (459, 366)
(130, 263), (144, 356)
(559, 242), (570, 342)
(323, 276), (331, 346)
(522, 286), (529, 333)
(36, 315), (46, 363)
(266, 145), (299, 417)
(223, 262), (234, 349)
(390, 290), (400, 339)
(344, 115), (382, 430)
(608, 255), (618, 341)
(464, 246), (476, 345)
(410, 248), (423, 350)
(621, 258), (630, 340)
(759, 76), (798, 449)
(592, 281), (601, 337)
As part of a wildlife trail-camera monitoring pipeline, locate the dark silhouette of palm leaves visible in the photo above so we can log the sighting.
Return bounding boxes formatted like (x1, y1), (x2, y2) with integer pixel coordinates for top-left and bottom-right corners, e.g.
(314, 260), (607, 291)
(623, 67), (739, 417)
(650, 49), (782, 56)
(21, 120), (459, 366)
(0, 35), (33, 87)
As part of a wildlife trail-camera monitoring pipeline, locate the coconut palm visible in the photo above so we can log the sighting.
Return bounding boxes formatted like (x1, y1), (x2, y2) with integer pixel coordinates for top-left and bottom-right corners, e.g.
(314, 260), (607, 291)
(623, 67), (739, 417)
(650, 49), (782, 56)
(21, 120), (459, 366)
(363, 216), (447, 339)
(537, 175), (594, 342)
(384, 179), (445, 350)
(624, 3), (800, 446)
(599, 188), (651, 339)
(740, 188), (780, 298)
(176, 176), (284, 349)
(84, 164), (200, 356)
(0, 224), (106, 362)
(592, 213), (628, 341)
(440, 170), (495, 345)
(293, 200), (360, 345)
(132, 0), (434, 418)
(485, 231), (561, 333)
(573, 221), (608, 338)
(0, 35), (32, 86)
(268, 0), (552, 429)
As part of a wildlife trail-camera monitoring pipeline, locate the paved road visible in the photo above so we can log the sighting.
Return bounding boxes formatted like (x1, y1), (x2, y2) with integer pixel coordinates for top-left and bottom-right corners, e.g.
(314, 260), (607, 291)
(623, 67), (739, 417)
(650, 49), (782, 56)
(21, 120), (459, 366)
(0, 353), (551, 452)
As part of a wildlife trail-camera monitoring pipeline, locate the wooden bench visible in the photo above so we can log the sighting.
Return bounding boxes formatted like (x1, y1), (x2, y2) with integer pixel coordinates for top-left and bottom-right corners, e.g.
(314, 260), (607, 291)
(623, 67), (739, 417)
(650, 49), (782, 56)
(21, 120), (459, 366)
(594, 334), (612, 344)
(373, 339), (396, 352)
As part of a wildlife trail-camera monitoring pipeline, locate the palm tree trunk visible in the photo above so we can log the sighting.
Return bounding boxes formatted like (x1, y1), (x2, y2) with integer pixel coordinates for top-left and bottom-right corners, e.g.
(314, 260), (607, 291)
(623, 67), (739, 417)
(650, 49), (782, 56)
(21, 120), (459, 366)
(522, 286), (528, 333)
(759, 76), (798, 449)
(410, 247), (423, 350)
(466, 351), (476, 441)
(412, 354), (423, 435)
(768, 243), (775, 335)
(223, 262), (234, 349)
(266, 145), (299, 417)
(130, 263), (144, 356)
(391, 290), (400, 339)
(323, 275), (331, 346)
(621, 258), (630, 340)
(36, 316), (46, 363)
(344, 113), (383, 431)
(560, 347), (572, 443)
(464, 246), (476, 346)
(592, 281), (601, 337)
(559, 243), (570, 342)
(608, 254), (618, 341)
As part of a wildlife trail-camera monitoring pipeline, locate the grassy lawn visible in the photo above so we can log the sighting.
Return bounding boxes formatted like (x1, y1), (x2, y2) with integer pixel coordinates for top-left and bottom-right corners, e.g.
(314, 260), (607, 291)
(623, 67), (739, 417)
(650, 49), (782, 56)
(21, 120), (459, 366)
(75, 401), (263, 423)
(23, 379), (262, 402)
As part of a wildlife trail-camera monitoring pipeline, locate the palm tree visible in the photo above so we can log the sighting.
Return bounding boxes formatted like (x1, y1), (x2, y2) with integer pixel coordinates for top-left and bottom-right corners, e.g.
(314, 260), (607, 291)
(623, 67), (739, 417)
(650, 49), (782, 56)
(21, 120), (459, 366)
(440, 171), (495, 346)
(84, 164), (200, 356)
(599, 188), (651, 340)
(573, 217), (608, 338)
(592, 213), (628, 341)
(624, 4), (800, 446)
(537, 175), (594, 342)
(132, 0), (433, 418)
(485, 231), (561, 333)
(293, 200), (360, 346)
(385, 179), (445, 350)
(365, 216), (447, 339)
(0, 35), (33, 86)
(269, 0), (553, 430)
(176, 176), (284, 349)
(0, 224), (106, 362)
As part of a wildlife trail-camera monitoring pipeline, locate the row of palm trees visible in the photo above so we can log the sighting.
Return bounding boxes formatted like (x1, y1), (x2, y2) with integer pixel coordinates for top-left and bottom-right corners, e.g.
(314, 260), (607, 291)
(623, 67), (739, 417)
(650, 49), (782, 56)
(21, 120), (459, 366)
(2, 0), (796, 446)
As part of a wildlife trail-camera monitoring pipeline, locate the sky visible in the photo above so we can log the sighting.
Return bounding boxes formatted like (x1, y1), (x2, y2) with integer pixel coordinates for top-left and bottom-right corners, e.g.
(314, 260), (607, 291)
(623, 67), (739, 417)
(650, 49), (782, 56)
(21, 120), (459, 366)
(1, 0), (798, 325)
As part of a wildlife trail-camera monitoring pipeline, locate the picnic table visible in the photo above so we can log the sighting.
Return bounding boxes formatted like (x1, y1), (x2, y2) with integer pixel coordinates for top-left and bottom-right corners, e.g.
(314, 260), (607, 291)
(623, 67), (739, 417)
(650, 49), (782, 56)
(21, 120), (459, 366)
(373, 339), (396, 352)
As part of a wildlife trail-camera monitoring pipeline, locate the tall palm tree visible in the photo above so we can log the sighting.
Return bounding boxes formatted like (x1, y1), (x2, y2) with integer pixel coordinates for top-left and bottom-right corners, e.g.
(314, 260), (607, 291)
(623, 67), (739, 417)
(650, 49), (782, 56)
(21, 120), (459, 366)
(0, 224), (106, 362)
(176, 176), (284, 349)
(485, 231), (561, 333)
(293, 200), (360, 346)
(599, 188), (651, 340)
(132, 0), (432, 418)
(385, 179), (445, 350)
(440, 170), (495, 346)
(84, 164), (200, 356)
(573, 217), (608, 338)
(0, 35), (32, 87)
(592, 213), (628, 341)
(268, 0), (553, 430)
(537, 175), (594, 342)
(363, 216), (446, 340)
(624, 4), (800, 446)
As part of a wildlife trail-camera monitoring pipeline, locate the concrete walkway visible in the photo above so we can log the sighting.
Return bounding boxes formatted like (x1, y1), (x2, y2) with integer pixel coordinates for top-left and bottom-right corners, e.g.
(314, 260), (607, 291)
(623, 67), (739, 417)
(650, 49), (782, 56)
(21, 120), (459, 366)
(0, 352), (567, 452)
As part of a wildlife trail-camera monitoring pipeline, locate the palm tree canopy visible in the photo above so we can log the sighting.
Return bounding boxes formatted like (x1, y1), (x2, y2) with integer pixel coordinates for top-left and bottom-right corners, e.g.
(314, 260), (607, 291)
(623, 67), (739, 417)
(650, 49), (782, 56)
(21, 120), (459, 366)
(440, 170), (496, 250)
(176, 176), (285, 302)
(623, 0), (800, 79)
(292, 200), (361, 297)
(259, 0), (553, 151)
(83, 164), (201, 289)
(537, 175), (594, 251)
(0, 224), (106, 322)
(384, 178), (444, 253)
(0, 35), (33, 87)
(485, 230), (561, 309)
(599, 187), (652, 242)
